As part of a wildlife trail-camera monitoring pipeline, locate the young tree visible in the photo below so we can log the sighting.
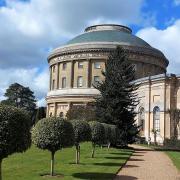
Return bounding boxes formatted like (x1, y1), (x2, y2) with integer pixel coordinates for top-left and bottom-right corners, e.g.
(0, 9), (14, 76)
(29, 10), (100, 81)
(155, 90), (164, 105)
(32, 117), (74, 176)
(71, 120), (91, 164)
(94, 46), (139, 146)
(1, 83), (36, 119)
(0, 105), (31, 180)
(89, 121), (105, 158)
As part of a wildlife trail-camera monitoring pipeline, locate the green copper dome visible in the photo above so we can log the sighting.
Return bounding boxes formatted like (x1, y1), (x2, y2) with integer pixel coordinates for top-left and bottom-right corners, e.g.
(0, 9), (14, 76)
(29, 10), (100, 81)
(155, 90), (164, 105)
(66, 24), (151, 48)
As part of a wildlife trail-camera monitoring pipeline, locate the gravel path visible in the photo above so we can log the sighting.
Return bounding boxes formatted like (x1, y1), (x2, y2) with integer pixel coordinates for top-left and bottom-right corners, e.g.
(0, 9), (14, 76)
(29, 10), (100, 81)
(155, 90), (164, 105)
(115, 145), (180, 180)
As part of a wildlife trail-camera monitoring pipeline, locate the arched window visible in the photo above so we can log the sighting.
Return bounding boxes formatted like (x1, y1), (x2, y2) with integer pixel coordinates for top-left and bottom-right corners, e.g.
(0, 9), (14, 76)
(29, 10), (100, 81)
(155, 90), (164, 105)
(59, 112), (64, 118)
(138, 107), (145, 131)
(153, 106), (160, 132)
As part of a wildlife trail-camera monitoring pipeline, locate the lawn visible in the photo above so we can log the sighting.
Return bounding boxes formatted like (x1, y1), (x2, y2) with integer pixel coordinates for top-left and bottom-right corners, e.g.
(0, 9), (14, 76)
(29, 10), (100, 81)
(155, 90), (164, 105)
(2, 142), (133, 180)
(166, 151), (180, 171)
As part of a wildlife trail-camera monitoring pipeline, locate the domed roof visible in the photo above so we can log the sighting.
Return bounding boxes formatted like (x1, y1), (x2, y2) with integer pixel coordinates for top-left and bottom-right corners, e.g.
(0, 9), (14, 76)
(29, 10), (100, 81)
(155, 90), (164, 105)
(66, 24), (151, 48)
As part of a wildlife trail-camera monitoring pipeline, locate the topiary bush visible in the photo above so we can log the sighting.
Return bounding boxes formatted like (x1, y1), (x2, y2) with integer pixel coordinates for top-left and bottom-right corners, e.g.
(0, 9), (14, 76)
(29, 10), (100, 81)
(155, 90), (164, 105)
(88, 121), (105, 158)
(32, 117), (74, 176)
(0, 105), (31, 180)
(71, 120), (91, 164)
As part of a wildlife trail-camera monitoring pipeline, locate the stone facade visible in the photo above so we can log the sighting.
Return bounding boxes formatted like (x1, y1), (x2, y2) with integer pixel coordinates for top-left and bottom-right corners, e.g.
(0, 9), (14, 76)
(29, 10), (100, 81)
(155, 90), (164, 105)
(46, 24), (179, 143)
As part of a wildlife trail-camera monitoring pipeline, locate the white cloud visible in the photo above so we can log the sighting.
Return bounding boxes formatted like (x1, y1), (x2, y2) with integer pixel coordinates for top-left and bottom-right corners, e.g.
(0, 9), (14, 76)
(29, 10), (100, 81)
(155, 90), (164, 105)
(0, 0), (145, 68)
(0, 67), (49, 106)
(136, 20), (180, 74)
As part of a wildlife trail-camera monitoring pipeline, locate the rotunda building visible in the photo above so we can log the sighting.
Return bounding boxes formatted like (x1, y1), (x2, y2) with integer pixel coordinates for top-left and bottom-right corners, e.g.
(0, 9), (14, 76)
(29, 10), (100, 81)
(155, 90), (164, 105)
(46, 24), (168, 117)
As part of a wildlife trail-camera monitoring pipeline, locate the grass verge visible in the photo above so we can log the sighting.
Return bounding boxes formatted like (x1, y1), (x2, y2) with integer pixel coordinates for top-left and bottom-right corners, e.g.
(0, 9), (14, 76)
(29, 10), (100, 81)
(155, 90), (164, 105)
(2, 142), (133, 180)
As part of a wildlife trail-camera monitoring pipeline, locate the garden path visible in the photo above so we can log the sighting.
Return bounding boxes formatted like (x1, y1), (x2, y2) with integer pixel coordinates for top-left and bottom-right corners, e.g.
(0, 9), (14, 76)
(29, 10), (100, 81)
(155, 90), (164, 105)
(115, 144), (180, 180)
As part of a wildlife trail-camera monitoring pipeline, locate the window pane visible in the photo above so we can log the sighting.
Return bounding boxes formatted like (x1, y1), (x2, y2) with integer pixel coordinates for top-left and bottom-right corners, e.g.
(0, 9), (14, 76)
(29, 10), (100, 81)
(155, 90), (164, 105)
(94, 62), (101, 69)
(77, 76), (83, 87)
(62, 77), (66, 88)
(62, 63), (67, 70)
(78, 62), (83, 68)
(94, 76), (100, 83)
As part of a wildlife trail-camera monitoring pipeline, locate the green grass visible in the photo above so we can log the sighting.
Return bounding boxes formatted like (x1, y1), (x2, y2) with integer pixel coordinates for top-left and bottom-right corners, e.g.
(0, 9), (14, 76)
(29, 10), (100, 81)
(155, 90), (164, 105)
(166, 151), (180, 171)
(2, 143), (133, 180)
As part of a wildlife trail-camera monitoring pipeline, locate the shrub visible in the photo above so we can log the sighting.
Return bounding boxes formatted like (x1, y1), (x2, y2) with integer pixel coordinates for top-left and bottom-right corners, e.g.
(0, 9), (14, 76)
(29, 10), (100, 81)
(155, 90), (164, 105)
(101, 123), (111, 148)
(66, 105), (96, 121)
(109, 125), (118, 146)
(0, 105), (31, 180)
(89, 121), (105, 158)
(71, 120), (91, 164)
(32, 117), (74, 176)
(164, 137), (180, 150)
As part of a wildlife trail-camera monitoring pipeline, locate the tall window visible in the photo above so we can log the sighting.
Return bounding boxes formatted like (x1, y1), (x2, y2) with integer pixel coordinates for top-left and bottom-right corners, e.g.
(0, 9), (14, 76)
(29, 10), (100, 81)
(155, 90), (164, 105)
(62, 77), (66, 88)
(77, 76), (83, 87)
(153, 106), (160, 132)
(139, 107), (145, 131)
(62, 63), (67, 70)
(94, 62), (101, 69)
(94, 76), (100, 83)
(78, 62), (83, 69)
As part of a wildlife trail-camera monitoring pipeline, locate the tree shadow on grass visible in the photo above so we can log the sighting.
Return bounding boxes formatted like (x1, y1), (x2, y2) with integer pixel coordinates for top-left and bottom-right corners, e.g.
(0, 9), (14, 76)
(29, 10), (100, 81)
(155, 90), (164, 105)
(105, 156), (129, 160)
(92, 162), (123, 166)
(115, 175), (138, 180)
(72, 172), (116, 179)
(110, 152), (132, 156)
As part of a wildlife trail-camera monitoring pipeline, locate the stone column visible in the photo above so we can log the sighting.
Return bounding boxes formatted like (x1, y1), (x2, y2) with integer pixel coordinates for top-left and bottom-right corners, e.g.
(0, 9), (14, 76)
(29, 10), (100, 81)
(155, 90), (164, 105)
(49, 66), (52, 90)
(56, 63), (59, 89)
(70, 61), (74, 88)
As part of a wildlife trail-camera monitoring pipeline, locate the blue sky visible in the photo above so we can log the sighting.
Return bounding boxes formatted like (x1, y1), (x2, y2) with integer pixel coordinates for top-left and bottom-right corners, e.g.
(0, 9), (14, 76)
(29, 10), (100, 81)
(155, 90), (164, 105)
(0, 0), (179, 106)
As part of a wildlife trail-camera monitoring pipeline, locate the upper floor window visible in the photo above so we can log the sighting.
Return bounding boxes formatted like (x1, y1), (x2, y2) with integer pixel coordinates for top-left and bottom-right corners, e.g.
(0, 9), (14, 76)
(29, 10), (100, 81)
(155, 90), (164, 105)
(62, 63), (67, 70)
(62, 77), (66, 88)
(94, 76), (100, 83)
(94, 62), (101, 69)
(77, 76), (83, 87)
(78, 62), (83, 69)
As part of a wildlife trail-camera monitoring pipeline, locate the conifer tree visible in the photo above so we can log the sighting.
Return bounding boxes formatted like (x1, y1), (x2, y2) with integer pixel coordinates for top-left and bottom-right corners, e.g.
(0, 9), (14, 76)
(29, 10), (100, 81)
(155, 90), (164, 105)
(94, 46), (139, 146)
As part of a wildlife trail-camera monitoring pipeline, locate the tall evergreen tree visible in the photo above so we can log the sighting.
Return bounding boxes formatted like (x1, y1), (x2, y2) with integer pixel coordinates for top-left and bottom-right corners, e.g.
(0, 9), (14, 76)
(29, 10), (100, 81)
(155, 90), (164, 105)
(94, 46), (139, 146)
(1, 83), (36, 118)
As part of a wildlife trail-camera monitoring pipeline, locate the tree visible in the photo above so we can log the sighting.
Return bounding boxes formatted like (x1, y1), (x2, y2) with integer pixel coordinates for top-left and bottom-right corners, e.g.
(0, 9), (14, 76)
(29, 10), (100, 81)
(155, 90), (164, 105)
(32, 117), (74, 176)
(94, 46), (139, 146)
(34, 107), (46, 124)
(168, 108), (180, 139)
(71, 120), (91, 164)
(1, 83), (36, 118)
(66, 105), (96, 121)
(0, 105), (31, 180)
(88, 121), (105, 158)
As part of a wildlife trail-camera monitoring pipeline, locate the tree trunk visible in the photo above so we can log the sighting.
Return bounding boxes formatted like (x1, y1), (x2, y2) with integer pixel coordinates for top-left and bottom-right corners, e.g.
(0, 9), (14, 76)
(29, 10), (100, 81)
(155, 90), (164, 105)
(91, 143), (95, 158)
(76, 144), (79, 164)
(51, 151), (55, 176)
(0, 159), (2, 180)
(108, 142), (110, 150)
(78, 145), (80, 163)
